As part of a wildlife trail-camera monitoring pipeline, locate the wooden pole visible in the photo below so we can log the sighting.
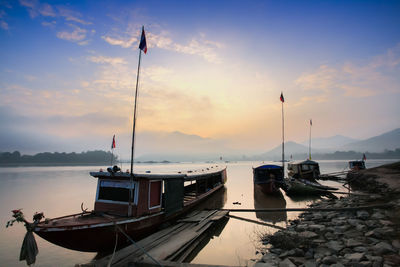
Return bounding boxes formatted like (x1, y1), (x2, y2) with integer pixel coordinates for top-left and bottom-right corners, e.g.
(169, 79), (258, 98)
(281, 98), (285, 176)
(309, 119), (312, 160)
(129, 31), (143, 216)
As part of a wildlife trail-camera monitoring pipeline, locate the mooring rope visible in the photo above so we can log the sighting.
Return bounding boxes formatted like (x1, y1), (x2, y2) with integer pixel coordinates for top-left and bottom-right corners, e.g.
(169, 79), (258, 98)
(226, 214), (285, 230)
(107, 228), (118, 267)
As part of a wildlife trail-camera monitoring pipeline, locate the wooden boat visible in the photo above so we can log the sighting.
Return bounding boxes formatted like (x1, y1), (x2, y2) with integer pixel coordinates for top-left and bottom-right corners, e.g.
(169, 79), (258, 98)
(287, 159), (320, 181)
(31, 166), (227, 252)
(253, 164), (287, 194)
(349, 160), (366, 171)
(284, 177), (337, 196)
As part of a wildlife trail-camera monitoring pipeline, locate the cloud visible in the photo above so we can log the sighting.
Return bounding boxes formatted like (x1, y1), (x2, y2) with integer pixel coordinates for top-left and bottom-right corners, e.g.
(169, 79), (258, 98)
(57, 6), (92, 25)
(57, 24), (87, 42)
(19, 0), (93, 43)
(0, 6), (9, 30)
(102, 28), (223, 63)
(102, 36), (137, 48)
(88, 55), (127, 65)
(295, 44), (400, 99)
(0, 20), (8, 30)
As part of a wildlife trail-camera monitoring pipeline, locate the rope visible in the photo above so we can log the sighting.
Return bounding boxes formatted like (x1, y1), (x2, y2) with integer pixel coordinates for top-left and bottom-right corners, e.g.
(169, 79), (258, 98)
(114, 224), (163, 267)
(107, 229), (118, 267)
(218, 203), (393, 213)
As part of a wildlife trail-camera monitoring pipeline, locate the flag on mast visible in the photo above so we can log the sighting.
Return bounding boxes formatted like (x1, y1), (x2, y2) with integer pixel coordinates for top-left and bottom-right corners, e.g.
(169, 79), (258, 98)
(280, 92), (284, 102)
(111, 135), (116, 149)
(310, 119), (312, 126)
(363, 153), (366, 161)
(139, 26), (147, 54)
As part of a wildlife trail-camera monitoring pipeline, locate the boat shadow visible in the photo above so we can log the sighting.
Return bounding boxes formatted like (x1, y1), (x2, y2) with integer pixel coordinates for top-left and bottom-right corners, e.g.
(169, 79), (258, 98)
(253, 186), (287, 224)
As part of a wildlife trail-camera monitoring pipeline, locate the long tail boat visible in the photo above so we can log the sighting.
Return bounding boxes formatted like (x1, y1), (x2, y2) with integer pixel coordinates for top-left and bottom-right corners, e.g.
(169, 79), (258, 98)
(31, 166), (227, 252)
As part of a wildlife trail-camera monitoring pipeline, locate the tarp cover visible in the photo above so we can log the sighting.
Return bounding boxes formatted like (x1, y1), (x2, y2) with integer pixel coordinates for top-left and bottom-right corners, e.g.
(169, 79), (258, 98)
(20, 231), (38, 265)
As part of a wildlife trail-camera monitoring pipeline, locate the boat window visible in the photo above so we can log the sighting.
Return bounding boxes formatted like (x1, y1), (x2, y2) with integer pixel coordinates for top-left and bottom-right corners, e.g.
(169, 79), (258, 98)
(301, 165), (311, 171)
(98, 180), (134, 202)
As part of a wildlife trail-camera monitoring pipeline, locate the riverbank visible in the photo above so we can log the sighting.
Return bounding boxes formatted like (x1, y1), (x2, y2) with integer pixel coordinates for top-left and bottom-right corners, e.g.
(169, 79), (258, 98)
(255, 162), (400, 267)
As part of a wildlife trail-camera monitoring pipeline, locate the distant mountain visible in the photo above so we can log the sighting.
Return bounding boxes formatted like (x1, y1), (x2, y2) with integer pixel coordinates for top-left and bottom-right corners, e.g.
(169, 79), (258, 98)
(301, 135), (359, 150)
(256, 141), (319, 160)
(340, 128), (400, 152)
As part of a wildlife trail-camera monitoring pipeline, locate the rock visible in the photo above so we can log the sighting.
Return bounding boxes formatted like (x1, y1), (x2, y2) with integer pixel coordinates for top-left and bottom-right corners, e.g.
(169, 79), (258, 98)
(346, 239), (364, 248)
(304, 260), (317, 267)
(345, 252), (366, 262)
(365, 220), (378, 228)
(296, 224), (308, 232)
(354, 246), (369, 253)
(330, 263), (345, 267)
(365, 229), (382, 238)
(254, 262), (276, 267)
(358, 261), (373, 266)
(334, 225), (350, 233)
(309, 224), (326, 232)
(392, 239), (400, 250)
(262, 253), (278, 262)
(325, 232), (336, 240)
(356, 224), (368, 232)
(326, 240), (344, 252)
(299, 231), (318, 239)
(314, 247), (332, 259)
(304, 248), (314, 259)
(373, 242), (396, 255)
(379, 220), (394, 226)
(279, 258), (296, 267)
(270, 248), (283, 255)
(357, 210), (370, 220)
(348, 218), (363, 227)
(322, 255), (338, 264)
(371, 211), (386, 220)
(288, 256), (306, 265)
(253, 261), (277, 267)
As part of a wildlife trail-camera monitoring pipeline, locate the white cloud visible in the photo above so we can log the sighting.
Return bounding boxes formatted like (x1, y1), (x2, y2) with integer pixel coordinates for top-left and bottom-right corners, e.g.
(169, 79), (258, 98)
(102, 28), (223, 63)
(57, 6), (92, 25)
(88, 55), (127, 65)
(57, 24), (87, 42)
(295, 44), (400, 99)
(102, 36), (137, 48)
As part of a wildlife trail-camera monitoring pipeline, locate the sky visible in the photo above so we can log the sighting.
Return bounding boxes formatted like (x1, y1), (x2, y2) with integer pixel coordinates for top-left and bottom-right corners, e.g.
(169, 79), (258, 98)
(1, 0), (400, 158)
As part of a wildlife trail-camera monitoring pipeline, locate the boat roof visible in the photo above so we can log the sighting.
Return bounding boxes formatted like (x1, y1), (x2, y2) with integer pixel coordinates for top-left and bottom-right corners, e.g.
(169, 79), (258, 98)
(289, 159), (319, 165)
(90, 166), (226, 181)
(253, 164), (282, 170)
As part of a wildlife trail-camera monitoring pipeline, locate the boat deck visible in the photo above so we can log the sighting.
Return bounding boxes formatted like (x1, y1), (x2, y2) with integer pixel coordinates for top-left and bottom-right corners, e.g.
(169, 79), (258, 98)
(78, 210), (232, 267)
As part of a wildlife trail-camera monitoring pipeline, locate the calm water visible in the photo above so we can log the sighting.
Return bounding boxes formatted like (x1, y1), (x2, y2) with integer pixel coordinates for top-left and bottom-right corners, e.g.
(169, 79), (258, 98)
(0, 160), (397, 266)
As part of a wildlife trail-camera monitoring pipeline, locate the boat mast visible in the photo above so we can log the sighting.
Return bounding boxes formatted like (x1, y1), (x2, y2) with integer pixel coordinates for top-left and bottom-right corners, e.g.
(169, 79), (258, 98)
(280, 92), (285, 177)
(309, 119), (312, 160)
(129, 26), (146, 216)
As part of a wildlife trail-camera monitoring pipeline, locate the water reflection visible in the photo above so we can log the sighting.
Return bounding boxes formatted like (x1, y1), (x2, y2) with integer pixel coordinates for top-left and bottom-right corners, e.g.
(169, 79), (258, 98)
(253, 186), (287, 223)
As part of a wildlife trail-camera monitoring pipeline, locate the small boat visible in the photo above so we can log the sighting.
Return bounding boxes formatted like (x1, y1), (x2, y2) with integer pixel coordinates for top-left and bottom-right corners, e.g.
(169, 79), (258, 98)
(253, 164), (287, 194)
(348, 160), (366, 171)
(287, 159), (320, 181)
(31, 166), (227, 252)
(284, 177), (337, 196)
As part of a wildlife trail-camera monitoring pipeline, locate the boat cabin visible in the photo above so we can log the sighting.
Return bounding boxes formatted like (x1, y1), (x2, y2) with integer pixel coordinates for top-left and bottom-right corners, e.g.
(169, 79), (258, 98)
(90, 166), (227, 217)
(287, 159), (320, 181)
(349, 160), (366, 171)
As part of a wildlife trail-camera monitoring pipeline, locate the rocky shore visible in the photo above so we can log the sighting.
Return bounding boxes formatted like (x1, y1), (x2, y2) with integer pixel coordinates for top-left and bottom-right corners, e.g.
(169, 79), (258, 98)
(256, 162), (400, 267)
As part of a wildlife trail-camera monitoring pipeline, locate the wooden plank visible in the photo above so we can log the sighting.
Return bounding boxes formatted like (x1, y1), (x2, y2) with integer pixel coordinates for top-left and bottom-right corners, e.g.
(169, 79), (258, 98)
(91, 210), (227, 267)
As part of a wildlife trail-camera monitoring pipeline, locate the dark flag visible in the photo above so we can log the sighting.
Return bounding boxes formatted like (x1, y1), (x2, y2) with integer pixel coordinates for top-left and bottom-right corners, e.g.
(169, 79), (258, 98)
(139, 26), (147, 54)
(310, 119), (312, 126)
(111, 135), (116, 149)
(280, 92), (284, 103)
(363, 153), (366, 161)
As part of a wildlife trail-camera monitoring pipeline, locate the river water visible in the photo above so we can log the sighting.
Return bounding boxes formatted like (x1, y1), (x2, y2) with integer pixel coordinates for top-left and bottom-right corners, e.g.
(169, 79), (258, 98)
(0, 159), (397, 266)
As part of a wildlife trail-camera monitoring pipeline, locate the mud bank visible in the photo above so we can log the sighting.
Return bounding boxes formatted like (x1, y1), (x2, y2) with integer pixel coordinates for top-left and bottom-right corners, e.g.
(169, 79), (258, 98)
(255, 161), (400, 267)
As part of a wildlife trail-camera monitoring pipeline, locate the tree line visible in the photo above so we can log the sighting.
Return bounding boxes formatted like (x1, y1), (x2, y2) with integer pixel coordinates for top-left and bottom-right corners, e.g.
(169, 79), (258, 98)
(0, 150), (117, 166)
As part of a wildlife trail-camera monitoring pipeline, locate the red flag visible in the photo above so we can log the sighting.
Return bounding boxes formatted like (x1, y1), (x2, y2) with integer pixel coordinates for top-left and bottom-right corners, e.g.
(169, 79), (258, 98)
(111, 135), (116, 149)
(280, 92), (284, 103)
(139, 26), (147, 54)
